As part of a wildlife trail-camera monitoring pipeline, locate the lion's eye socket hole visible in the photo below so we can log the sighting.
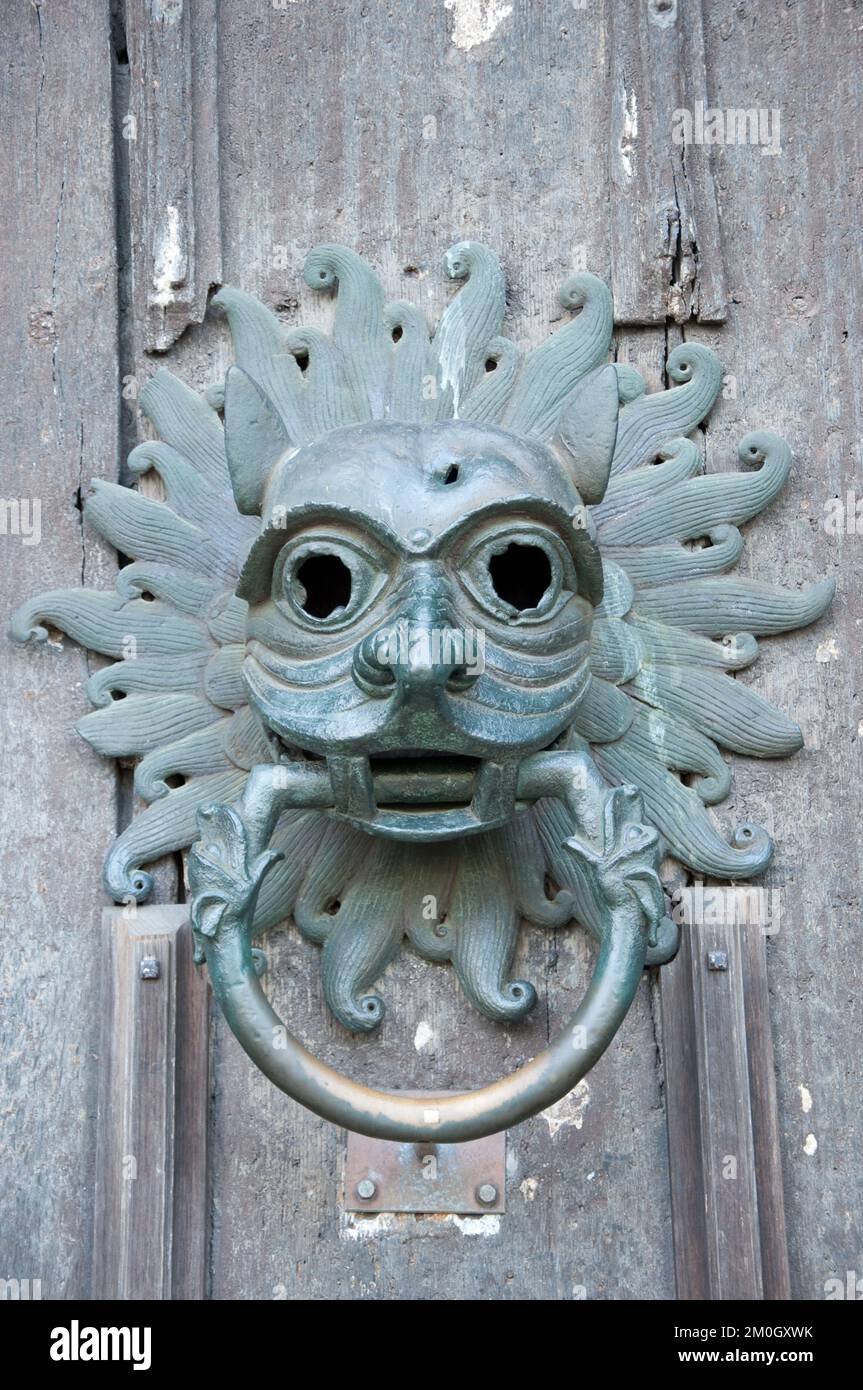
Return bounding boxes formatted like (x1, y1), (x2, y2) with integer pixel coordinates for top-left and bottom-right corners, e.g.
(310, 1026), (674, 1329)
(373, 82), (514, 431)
(488, 543), (552, 611)
(294, 553), (352, 619)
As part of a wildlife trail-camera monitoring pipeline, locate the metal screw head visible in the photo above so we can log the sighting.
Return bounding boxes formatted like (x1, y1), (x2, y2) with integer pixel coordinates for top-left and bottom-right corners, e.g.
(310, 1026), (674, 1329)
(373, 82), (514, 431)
(476, 1182), (498, 1206)
(356, 1178), (376, 1201)
(707, 950), (729, 972)
(139, 956), (160, 980)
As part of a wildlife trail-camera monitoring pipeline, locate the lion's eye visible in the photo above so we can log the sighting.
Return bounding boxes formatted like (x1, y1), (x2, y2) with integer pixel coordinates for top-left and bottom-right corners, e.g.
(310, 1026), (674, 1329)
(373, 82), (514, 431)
(460, 527), (571, 622)
(273, 535), (386, 628)
(292, 553), (352, 619)
(488, 543), (553, 612)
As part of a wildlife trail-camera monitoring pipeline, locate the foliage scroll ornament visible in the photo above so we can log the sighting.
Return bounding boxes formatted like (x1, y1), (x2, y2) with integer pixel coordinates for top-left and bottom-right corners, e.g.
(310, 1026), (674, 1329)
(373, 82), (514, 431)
(11, 243), (834, 1141)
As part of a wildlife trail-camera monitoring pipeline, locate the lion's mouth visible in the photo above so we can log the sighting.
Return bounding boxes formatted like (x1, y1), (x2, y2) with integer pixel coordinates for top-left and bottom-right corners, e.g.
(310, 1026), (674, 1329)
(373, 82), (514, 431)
(298, 745), (484, 806)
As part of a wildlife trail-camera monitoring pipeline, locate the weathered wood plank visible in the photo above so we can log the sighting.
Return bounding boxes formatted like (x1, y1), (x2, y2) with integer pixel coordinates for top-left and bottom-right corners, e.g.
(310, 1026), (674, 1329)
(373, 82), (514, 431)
(0, 0), (119, 1300)
(93, 906), (208, 1300)
(663, 912), (790, 1300)
(114, 0), (222, 903)
(692, 921), (764, 1298)
(660, 920), (711, 1300)
(674, 0), (728, 322)
(125, 0), (222, 353)
(607, 0), (727, 324)
(740, 917), (791, 1302)
(688, 0), (862, 1299)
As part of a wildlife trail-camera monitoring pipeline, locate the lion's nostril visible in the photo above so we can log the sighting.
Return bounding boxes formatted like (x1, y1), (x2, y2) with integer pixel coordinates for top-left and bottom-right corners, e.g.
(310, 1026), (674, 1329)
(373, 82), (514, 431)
(446, 665), (479, 692)
(352, 629), (398, 698)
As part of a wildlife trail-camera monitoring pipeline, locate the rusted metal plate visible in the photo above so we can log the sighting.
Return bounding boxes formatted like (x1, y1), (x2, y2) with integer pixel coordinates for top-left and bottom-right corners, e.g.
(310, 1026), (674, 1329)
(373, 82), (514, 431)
(344, 1096), (505, 1213)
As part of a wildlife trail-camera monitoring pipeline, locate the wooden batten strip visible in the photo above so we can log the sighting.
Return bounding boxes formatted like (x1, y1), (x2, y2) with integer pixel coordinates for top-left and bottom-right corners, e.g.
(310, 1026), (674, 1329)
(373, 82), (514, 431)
(93, 906), (209, 1300)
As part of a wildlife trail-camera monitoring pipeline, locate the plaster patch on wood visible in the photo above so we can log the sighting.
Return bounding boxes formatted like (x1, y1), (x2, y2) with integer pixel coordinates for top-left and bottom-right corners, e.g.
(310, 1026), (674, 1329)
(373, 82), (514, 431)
(340, 1211), (499, 1238)
(619, 88), (638, 179)
(541, 1079), (590, 1137)
(803, 1133), (818, 1156)
(798, 1084), (813, 1113)
(451, 1213), (501, 1235)
(150, 205), (187, 310)
(413, 1020), (434, 1051)
(152, 0), (183, 21)
(815, 636), (839, 663)
(444, 0), (513, 50)
(519, 1176), (539, 1201)
(340, 1211), (399, 1241)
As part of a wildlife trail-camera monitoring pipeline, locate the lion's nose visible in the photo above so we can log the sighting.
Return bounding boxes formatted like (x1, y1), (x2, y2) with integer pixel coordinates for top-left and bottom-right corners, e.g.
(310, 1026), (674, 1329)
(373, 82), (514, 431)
(352, 568), (481, 699)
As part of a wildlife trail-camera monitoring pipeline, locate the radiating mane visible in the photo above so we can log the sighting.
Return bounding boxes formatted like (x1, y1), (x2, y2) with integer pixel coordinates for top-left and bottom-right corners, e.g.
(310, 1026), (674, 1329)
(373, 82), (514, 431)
(10, 242), (834, 1029)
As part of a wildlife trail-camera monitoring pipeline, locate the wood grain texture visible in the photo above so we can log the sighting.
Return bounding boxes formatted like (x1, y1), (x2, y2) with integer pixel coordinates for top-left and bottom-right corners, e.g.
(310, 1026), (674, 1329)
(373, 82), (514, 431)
(740, 916), (792, 1302)
(607, 0), (727, 323)
(694, 927), (764, 1298)
(662, 914), (790, 1300)
(2, 0), (860, 1303)
(93, 907), (209, 1300)
(684, 0), (862, 1300)
(125, 0), (222, 352)
(0, 0), (119, 1300)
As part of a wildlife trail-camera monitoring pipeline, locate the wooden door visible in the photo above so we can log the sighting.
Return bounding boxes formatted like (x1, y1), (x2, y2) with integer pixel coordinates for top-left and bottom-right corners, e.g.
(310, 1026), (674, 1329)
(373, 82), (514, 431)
(3, 0), (859, 1302)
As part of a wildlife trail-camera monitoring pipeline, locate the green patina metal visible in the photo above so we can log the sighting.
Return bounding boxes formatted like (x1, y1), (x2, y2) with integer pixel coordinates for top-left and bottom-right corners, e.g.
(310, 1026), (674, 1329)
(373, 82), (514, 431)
(11, 242), (834, 1141)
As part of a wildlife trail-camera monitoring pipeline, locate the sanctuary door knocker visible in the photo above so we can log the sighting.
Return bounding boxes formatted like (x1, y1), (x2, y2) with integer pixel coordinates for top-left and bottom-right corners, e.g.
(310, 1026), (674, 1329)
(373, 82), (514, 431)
(12, 243), (834, 1142)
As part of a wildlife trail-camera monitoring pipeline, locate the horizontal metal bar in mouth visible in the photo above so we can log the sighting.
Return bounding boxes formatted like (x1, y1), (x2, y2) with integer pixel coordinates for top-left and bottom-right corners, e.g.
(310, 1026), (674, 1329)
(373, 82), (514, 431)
(370, 755), (482, 805)
(368, 751), (482, 764)
(254, 750), (607, 815)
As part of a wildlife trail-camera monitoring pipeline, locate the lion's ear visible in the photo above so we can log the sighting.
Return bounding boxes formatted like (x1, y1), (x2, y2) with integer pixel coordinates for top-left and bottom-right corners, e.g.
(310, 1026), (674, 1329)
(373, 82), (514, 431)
(553, 363), (619, 505)
(223, 365), (289, 515)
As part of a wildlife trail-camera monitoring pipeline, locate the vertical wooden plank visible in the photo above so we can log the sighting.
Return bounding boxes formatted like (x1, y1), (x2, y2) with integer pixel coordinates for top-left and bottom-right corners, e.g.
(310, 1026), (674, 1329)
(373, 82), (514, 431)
(663, 911), (791, 1300)
(0, 0), (119, 1299)
(740, 922), (792, 1302)
(126, 0), (222, 352)
(170, 910), (211, 1299)
(607, 0), (676, 324)
(660, 925), (711, 1300)
(93, 907), (208, 1300)
(688, 0), (861, 1297)
(691, 922), (763, 1298)
(607, 0), (727, 323)
(116, 0), (224, 902)
(674, 0), (728, 322)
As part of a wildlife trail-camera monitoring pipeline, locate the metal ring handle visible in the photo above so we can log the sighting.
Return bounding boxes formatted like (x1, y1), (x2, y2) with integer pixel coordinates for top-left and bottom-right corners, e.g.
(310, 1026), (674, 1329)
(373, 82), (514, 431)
(201, 902), (647, 1143)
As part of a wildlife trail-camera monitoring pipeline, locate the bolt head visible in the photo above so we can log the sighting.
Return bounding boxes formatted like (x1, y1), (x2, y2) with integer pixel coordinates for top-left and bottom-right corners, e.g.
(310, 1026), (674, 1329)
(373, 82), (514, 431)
(476, 1182), (498, 1206)
(356, 1178), (376, 1201)
(707, 950), (729, 972)
(139, 957), (160, 980)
